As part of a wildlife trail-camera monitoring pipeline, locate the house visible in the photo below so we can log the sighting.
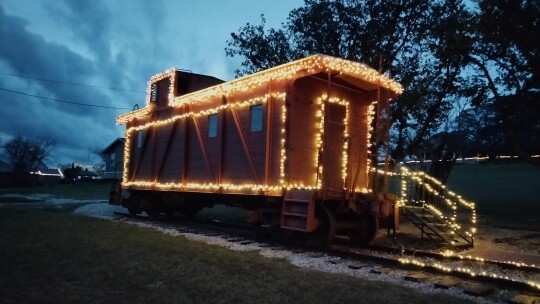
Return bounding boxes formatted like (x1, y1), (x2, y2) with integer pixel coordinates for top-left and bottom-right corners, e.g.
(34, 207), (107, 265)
(31, 167), (63, 184)
(0, 160), (62, 186)
(102, 138), (124, 179)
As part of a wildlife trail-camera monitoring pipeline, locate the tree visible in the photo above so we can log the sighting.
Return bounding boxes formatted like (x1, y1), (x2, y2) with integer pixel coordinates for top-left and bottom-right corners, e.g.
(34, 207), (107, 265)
(63, 164), (82, 184)
(227, 0), (540, 180)
(227, 0), (478, 181)
(92, 150), (106, 178)
(460, 0), (540, 166)
(2, 135), (55, 185)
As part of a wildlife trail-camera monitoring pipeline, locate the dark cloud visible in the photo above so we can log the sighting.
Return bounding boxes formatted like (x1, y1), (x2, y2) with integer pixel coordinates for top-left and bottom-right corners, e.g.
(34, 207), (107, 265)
(0, 4), (125, 165)
(0, 0), (301, 167)
(45, 1), (114, 61)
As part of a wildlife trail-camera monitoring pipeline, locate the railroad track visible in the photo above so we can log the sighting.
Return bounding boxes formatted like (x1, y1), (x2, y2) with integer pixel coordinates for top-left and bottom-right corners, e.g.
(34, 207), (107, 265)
(112, 211), (540, 303)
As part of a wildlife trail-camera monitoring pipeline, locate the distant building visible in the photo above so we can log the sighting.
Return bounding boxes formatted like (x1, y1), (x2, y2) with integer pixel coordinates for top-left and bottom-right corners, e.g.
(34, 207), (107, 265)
(102, 138), (124, 179)
(0, 160), (62, 186)
(31, 167), (63, 184)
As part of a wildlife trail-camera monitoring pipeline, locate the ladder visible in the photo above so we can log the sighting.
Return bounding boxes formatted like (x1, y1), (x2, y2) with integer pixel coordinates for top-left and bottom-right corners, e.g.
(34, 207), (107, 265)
(402, 205), (473, 247)
(280, 189), (318, 232)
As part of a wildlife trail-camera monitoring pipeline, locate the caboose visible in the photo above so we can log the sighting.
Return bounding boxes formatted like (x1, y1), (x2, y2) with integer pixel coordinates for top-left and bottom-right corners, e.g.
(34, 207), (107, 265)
(110, 54), (404, 244)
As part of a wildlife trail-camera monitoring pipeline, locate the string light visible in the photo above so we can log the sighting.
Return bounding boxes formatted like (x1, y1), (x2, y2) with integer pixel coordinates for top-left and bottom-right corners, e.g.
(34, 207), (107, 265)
(403, 154), (540, 164)
(398, 257), (540, 291)
(315, 96), (325, 189)
(279, 102), (287, 185)
(117, 104), (154, 124)
(398, 166), (476, 242)
(117, 55), (402, 125)
(126, 93), (285, 133)
(361, 101), (376, 193)
(320, 56), (403, 94)
(327, 97), (350, 186)
(146, 68), (176, 105)
(164, 55), (402, 108)
(122, 93), (354, 194)
(122, 93), (286, 192)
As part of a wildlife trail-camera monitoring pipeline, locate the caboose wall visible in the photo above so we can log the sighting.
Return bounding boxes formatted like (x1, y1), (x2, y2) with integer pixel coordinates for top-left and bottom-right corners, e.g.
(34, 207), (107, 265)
(123, 82), (287, 195)
(286, 76), (375, 193)
(122, 74), (388, 197)
(118, 55), (404, 203)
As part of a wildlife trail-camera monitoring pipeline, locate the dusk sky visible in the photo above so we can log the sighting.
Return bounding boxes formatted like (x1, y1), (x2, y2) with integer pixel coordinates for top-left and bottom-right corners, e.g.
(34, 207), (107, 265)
(0, 0), (303, 167)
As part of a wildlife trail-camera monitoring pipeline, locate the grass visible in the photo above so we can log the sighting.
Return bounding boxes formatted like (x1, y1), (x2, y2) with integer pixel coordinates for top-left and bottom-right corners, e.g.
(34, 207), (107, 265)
(0, 181), (114, 200)
(447, 163), (540, 224)
(0, 206), (473, 304)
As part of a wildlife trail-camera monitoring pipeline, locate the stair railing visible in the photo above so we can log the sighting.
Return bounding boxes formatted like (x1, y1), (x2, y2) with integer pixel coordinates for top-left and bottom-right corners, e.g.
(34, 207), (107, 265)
(397, 166), (476, 246)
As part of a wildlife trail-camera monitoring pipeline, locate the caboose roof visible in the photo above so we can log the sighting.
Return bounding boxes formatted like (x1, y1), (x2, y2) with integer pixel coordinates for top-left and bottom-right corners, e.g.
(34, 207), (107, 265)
(117, 54), (403, 124)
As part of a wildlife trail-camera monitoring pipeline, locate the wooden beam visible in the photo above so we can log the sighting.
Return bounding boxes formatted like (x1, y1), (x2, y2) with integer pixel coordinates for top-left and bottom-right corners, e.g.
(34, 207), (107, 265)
(218, 96), (227, 186)
(264, 82), (273, 186)
(192, 116), (215, 182)
(181, 117), (189, 187)
(150, 125), (157, 182)
(230, 107), (260, 185)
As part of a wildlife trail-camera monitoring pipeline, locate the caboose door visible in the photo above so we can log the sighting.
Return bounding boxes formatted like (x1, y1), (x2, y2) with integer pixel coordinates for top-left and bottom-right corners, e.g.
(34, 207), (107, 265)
(321, 102), (347, 190)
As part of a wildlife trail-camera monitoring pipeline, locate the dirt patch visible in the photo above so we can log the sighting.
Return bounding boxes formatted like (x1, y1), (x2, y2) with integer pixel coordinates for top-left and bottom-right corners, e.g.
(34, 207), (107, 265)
(373, 216), (540, 256)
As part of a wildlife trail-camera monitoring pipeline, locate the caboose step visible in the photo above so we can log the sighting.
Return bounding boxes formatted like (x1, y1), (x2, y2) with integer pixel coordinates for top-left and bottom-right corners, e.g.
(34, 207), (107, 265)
(281, 190), (317, 232)
(402, 205), (472, 247)
(282, 211), (308, 218)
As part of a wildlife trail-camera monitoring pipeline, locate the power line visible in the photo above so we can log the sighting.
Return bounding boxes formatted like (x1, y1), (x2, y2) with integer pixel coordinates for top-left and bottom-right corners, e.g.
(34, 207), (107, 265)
(0, 87), (132, 110)
(0, 72), (145, 93)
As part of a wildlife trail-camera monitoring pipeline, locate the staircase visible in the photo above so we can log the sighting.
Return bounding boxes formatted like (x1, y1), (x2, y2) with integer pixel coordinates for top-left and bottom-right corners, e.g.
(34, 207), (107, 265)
(396, 167), (476, 248)
(281, 189), (318, 232)
(402, 205), (473, 247)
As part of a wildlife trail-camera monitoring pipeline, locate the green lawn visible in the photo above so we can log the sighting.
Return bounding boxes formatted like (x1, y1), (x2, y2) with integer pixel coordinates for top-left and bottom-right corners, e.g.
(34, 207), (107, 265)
(0, 181), (114, 200)
(0, 206), (473, 304)
(447, 163), (540, 219)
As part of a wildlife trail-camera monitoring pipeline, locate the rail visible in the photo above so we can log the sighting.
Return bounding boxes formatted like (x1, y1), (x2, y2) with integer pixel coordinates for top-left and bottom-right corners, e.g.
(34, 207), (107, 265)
(376, 167), (476, 247)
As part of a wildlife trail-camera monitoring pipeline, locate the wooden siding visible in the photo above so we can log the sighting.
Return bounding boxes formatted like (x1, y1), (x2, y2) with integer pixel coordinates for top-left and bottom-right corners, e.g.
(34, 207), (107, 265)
(122, 72), (386, 196)
(124, 83), (287, 194)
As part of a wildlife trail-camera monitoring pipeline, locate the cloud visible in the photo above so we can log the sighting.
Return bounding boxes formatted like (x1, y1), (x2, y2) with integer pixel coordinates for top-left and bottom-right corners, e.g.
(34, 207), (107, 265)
(0, 4), (125, 165)
(0, 0), (303, 167)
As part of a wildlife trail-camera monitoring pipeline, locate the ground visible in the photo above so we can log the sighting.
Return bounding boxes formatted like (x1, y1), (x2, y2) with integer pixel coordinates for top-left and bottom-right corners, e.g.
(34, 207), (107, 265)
(371, 217), (540, 256)
(0, 163), (539, 303)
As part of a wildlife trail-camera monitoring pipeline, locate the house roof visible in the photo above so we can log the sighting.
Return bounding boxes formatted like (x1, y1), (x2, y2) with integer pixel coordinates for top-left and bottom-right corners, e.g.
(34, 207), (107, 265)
(32, 168), (63, 177)
(102, 138), (125, 154)
(117, 54), (404, 125)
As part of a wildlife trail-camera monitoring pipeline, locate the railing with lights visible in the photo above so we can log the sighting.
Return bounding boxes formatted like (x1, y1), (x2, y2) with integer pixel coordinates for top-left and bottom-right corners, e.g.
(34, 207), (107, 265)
(397, 166), (476, 246)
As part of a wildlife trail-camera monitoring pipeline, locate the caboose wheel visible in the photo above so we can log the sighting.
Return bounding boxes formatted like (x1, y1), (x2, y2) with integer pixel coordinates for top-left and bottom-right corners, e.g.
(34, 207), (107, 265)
(163, 209), (175, 217)
(127, 197), (142, 216)
(348, 214), (379, 245)
(306, 205), (336, 246)
(145, 203), (160, 219)
(180, 206), (201, 219)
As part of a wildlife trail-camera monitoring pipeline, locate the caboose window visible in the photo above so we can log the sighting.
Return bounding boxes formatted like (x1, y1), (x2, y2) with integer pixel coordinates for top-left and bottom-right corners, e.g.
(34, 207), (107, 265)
(208, 114), (218, 138)
(250, 104), (263, 132)
(154, 78), (171, 104)
(137, 130), (143, 148)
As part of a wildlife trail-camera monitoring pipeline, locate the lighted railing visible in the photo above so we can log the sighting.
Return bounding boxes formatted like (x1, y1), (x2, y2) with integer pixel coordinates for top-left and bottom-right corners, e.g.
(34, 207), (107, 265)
(397, 167), (476, 245)
(373, 166), (476, 246)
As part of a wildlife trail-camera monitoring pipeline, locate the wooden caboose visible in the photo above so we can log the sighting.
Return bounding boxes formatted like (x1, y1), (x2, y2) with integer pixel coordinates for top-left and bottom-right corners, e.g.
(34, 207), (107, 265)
(112, 54), (403, 244)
